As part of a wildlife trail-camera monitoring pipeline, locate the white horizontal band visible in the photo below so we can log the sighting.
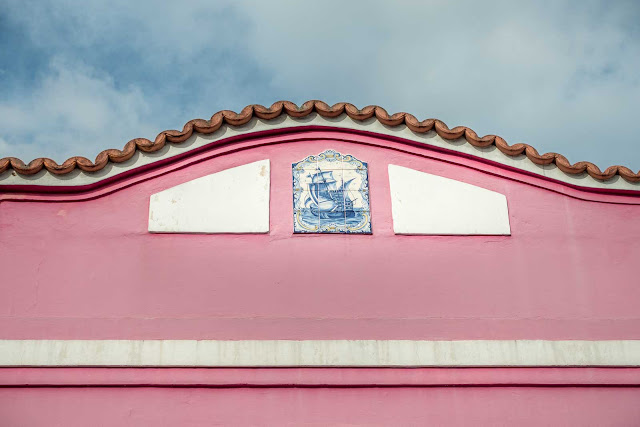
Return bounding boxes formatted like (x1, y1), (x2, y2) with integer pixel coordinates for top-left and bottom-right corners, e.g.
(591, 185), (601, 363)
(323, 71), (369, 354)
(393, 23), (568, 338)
(1, 340), (639, 367)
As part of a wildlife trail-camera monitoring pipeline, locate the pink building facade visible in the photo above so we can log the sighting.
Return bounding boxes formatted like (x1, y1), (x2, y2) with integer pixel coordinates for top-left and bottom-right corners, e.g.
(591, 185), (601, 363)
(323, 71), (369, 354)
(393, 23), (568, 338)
(1, 101), (639, 425)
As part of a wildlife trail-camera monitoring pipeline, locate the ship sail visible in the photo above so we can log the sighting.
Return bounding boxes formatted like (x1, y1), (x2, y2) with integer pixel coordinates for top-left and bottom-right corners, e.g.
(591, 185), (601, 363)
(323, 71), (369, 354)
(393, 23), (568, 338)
(309, 186), (335, 210)
(308, 170), (338, 212)
(339, 178), (355, 192)
(311, 171), (336, 185)
(307, 171), (357, 214)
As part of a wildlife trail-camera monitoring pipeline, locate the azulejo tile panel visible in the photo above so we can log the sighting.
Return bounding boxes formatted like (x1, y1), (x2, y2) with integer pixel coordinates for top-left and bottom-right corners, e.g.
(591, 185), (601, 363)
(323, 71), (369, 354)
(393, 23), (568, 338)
(292, 150), (372, 234)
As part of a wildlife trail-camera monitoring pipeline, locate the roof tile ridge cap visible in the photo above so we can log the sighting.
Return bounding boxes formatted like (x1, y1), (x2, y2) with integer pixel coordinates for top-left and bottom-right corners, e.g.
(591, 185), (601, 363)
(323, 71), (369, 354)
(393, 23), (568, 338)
(0, 100), (638, 183)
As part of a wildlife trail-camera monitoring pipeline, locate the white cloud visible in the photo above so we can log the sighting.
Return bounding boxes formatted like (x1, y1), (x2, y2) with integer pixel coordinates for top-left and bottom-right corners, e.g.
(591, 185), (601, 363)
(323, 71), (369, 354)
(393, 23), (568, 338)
(1, 0), (639, 169)
(238, 0), (640, 167)
(0, 57), (154, 163)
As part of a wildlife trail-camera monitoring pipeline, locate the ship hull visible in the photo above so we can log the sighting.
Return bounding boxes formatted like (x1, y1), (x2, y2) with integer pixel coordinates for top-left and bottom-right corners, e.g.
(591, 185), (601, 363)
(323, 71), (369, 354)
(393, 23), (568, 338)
(309, 206), (357, 219)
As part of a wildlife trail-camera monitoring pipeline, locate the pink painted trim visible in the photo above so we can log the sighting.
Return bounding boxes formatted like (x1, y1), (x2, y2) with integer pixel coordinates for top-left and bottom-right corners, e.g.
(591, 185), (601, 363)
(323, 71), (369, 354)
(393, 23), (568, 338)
(1, 367), (640, 387)
(2, 127), (639, 205)
(2, 318), (640, 341)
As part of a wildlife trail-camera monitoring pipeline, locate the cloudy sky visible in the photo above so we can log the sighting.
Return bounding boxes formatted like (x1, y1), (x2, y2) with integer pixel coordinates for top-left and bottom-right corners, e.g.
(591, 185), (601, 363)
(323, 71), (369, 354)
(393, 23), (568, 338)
(1, 0), (639, 170)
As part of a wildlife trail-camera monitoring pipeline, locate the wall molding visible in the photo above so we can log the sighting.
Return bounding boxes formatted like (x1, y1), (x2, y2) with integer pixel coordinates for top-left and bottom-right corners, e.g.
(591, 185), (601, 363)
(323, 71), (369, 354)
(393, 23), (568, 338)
(1, 340), (639, 367)
(3, 130), (640, 206)
(2, 367), (640, 387)
(2, 114), (640, 193)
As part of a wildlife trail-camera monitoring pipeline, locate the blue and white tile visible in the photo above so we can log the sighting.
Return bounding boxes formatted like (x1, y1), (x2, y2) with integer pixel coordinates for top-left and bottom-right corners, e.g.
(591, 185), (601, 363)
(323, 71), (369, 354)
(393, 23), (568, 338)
(292, 149), (371, 235)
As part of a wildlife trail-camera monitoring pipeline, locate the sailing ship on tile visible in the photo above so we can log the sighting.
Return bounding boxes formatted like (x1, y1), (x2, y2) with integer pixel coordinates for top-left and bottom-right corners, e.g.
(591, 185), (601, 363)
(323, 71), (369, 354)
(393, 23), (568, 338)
(306, 169), (356, 219)
(293, 149), (371, 234)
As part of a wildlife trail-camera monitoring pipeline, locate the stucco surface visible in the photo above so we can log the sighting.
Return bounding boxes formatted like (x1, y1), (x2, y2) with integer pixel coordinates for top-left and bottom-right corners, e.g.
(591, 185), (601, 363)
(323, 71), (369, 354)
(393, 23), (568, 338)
(2, 387), (640, 426)
(388, 164), (511, 235)
(148, 159), (270, 233)
(1, 134), (639, 341)
(2, 130), (640, 425)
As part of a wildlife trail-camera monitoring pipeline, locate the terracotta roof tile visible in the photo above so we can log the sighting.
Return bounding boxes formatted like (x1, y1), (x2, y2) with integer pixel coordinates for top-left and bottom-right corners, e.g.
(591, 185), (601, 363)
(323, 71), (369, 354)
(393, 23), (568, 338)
(1, 100), (638, 183)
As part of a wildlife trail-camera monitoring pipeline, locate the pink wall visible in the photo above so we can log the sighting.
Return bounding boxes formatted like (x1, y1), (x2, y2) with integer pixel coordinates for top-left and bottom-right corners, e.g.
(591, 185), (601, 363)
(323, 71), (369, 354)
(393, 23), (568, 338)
(1, 130), (639, 340)
(1, 128), (640, 425)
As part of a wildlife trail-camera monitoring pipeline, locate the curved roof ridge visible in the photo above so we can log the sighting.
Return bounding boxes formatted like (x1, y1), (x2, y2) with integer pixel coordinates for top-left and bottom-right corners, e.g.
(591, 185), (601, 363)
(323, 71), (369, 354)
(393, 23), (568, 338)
(1, 100), (639, 183)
